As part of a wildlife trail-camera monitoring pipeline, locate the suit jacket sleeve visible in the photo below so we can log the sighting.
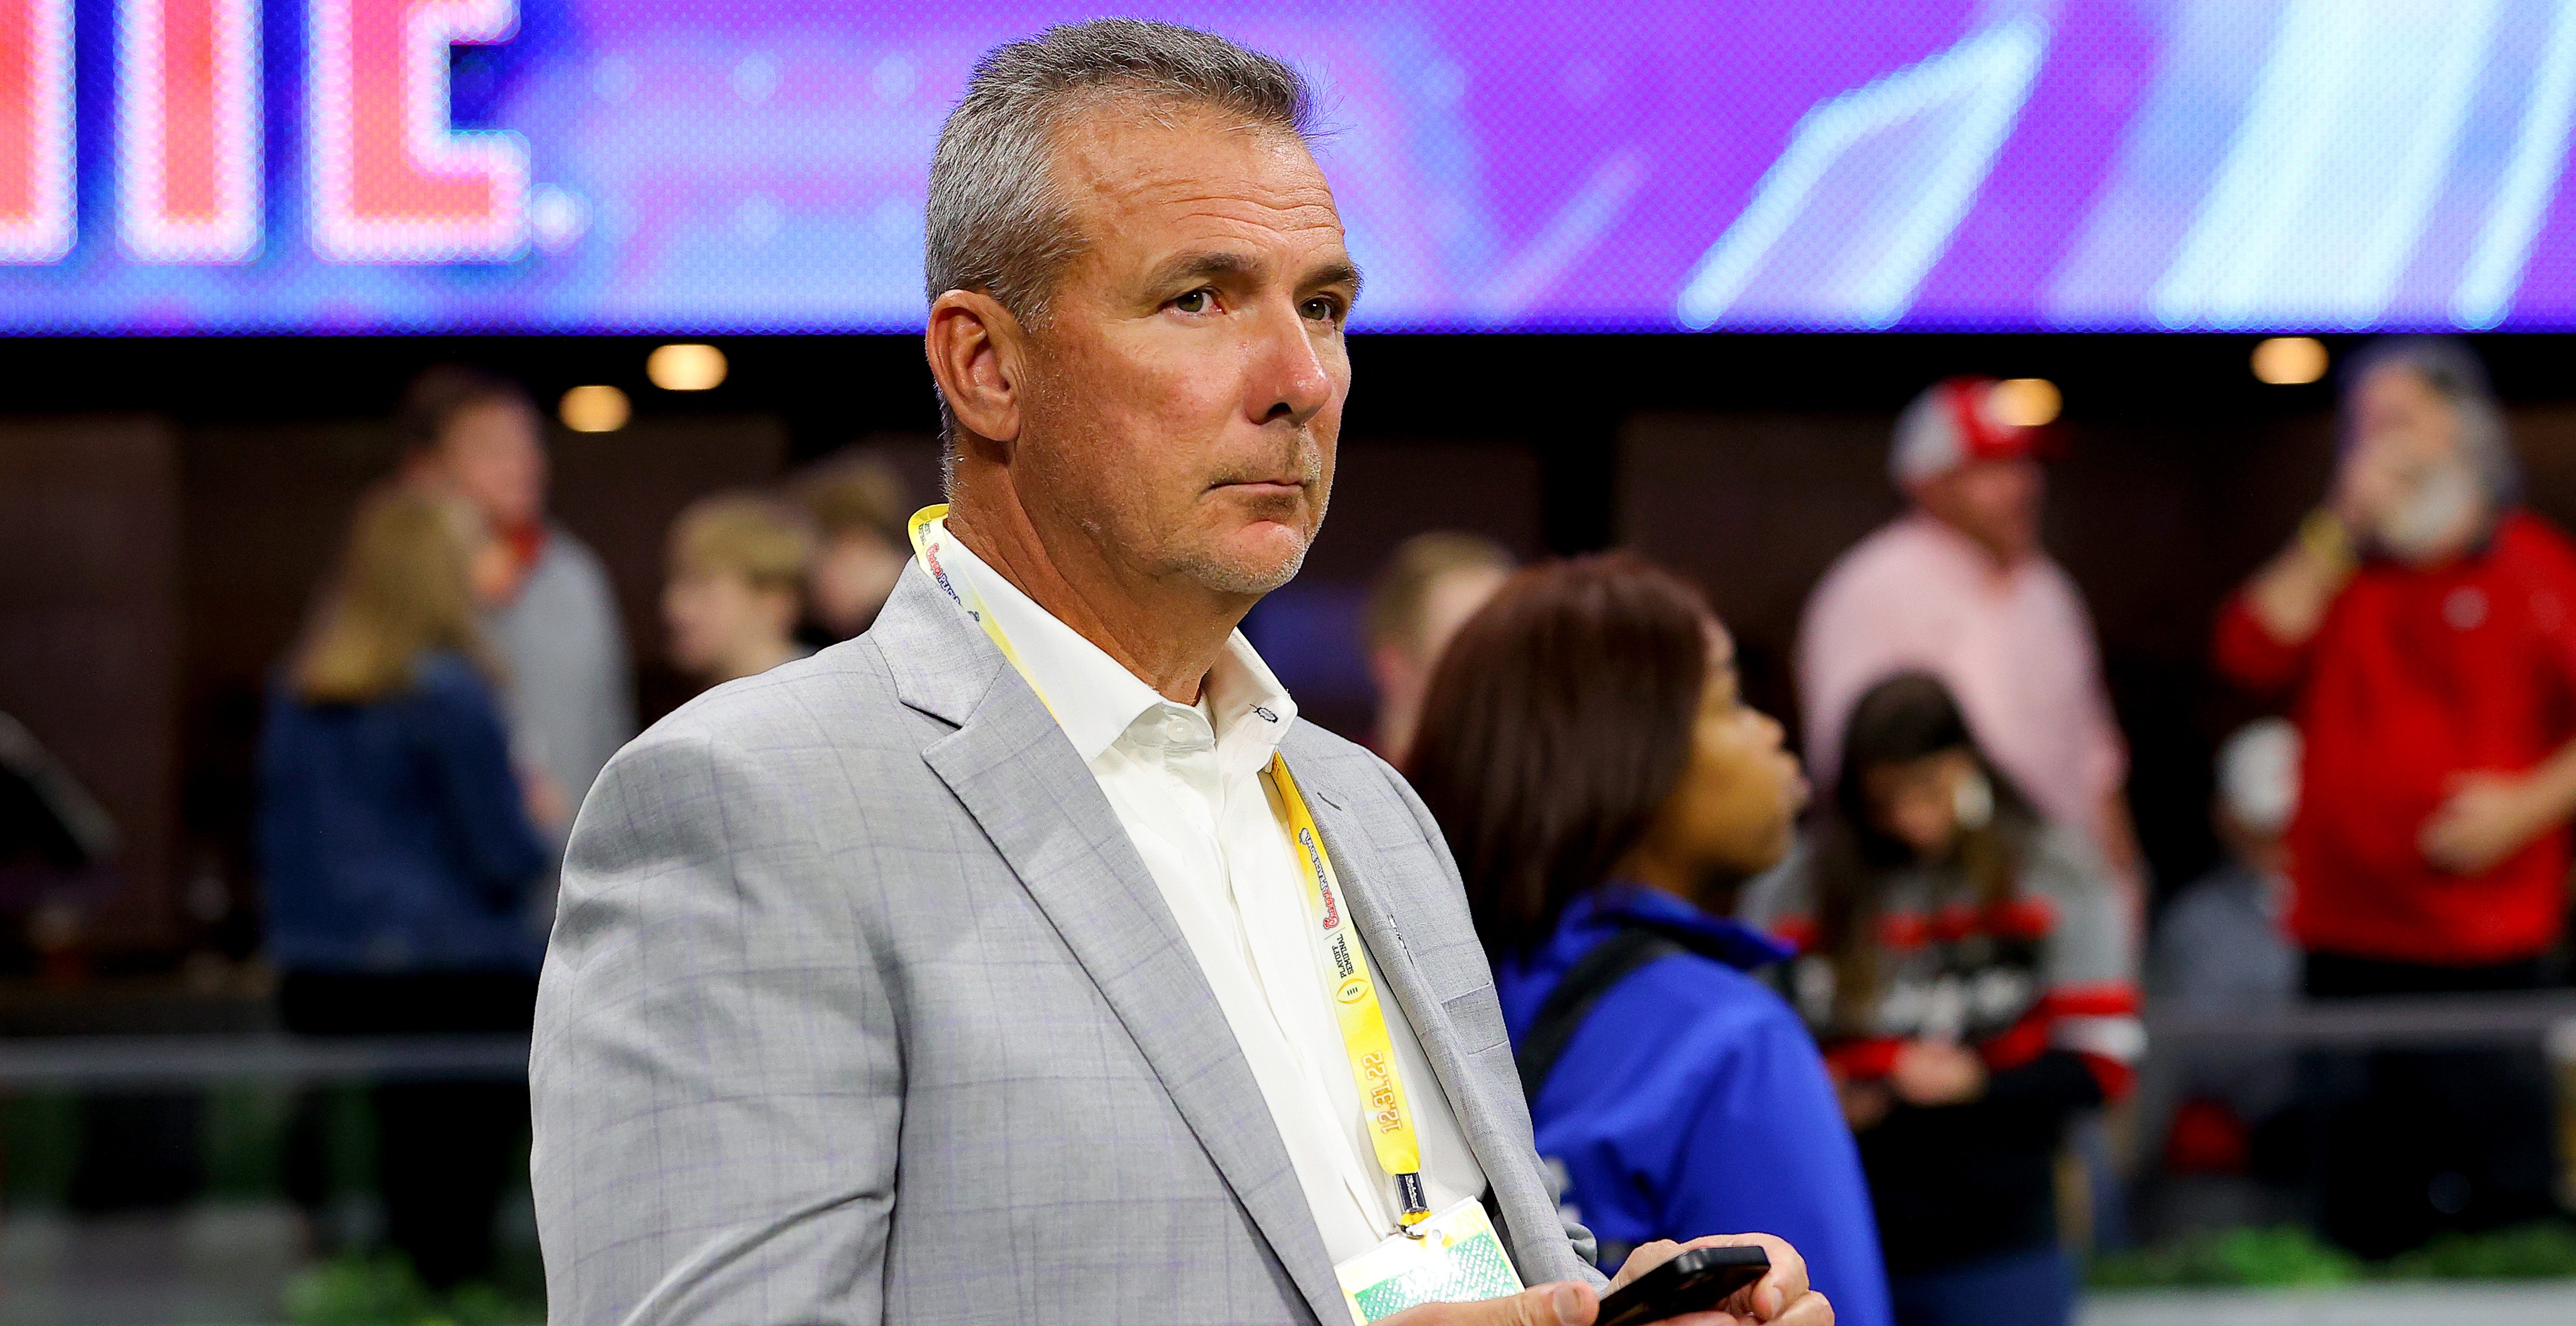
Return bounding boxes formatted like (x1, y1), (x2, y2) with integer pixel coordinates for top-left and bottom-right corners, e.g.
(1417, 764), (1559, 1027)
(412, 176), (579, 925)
(532, 725), (900, 1325)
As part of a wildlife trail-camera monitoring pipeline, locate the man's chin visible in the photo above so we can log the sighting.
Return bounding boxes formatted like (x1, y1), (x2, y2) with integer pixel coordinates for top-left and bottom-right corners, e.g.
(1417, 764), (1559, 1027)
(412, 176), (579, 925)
(1175, 528), (1310, 597)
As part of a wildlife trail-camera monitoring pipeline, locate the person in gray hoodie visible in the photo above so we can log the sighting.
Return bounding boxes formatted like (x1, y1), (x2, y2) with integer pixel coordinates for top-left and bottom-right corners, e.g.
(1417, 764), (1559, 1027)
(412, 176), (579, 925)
(397, 365), (632, 867)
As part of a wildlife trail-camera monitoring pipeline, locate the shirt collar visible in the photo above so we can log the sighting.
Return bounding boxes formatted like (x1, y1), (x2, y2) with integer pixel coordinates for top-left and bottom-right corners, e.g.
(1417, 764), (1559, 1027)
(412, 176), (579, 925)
(921, 517), (1298, 765)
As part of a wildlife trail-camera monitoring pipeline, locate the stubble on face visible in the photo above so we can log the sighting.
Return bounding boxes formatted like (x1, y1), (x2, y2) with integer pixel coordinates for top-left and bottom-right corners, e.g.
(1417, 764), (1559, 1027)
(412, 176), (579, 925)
(1008, 103), (1350, 601)
(1165, 429), (1329, 594)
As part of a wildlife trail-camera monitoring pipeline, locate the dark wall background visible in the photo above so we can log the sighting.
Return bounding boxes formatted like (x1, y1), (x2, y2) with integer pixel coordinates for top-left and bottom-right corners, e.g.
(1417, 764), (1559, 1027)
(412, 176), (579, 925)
(0, 419), (180, 959)
(3, 333), (2570, 967)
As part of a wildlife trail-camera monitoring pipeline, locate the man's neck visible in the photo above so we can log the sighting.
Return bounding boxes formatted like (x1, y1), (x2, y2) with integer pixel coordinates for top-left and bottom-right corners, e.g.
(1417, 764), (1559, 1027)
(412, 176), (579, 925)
(946, 494), (1249, 705)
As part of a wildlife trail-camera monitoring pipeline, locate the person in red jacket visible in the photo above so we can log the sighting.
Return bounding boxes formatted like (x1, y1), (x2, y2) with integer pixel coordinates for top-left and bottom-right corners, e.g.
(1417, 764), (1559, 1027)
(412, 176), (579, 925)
(2213, 336), (2570, 1256)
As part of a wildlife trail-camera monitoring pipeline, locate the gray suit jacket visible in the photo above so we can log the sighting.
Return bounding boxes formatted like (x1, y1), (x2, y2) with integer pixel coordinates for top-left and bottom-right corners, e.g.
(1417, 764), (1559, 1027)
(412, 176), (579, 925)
(532, 570), (1600, 1324)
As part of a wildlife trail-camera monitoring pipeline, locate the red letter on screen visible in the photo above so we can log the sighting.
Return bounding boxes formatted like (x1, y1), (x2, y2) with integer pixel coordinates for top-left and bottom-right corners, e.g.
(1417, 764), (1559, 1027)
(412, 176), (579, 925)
(311, 0), (528, 262)
(120, 0), (262, 262)
(1, 0), (75, 262)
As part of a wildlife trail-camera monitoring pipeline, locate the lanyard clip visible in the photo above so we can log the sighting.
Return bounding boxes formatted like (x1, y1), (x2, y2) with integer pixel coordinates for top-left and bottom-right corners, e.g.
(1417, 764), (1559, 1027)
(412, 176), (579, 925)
(1396, 1172), (1431, 1238)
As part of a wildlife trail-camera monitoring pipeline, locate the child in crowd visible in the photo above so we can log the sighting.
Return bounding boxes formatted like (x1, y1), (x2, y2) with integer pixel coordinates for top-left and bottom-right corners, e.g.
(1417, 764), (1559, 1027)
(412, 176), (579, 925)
(1410, 552), (1893, 1326)
(662, 493), (817, 688)
(2148, 719), (2301, 1176)
(791, 448), (914, 642)
(1745, 671), (2139, 1326)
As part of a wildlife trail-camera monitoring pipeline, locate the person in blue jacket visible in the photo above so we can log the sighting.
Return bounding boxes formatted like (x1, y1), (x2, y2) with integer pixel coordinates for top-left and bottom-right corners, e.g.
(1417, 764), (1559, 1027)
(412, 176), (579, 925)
(260, 484), (560, 1289)
(1407, 551), (1893, 1326)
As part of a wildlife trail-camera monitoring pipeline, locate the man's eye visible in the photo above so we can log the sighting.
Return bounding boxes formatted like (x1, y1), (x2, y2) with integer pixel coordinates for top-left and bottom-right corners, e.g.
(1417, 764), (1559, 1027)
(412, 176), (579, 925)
(1301, 296), (1343, 323)
(1172, 289), (1213, 314)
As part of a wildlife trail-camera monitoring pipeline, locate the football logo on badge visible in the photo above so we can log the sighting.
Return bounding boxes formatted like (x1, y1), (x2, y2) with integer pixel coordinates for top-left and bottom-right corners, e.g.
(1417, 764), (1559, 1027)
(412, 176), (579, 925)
(1338, 978), (1368, 1003)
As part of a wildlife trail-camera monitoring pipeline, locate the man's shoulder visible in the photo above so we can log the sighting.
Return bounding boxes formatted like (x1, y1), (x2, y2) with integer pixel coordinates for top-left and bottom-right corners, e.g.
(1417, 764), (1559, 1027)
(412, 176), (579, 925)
(2498, 510), (2576, 578)
(1278, 717), (1393, 779)
(540, 521), (610, 569)
(515, 525), (607, 593)
(1278, 722), (1423, 830)
(1806, 517), (1951, 610)
(567, 639), (963, 888)
(1821, 516), (1917, 572)
(1278, 721), (1465, 886)
(618, 637), (915, 770)
(500, 527), (619, 631)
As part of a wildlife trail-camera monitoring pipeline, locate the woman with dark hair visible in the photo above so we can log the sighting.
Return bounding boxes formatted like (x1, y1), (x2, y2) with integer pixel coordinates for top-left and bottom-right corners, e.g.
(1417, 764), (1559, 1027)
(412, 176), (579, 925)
(1410, 552), (1891, 1326)
(1744, 671), (2138, 1326)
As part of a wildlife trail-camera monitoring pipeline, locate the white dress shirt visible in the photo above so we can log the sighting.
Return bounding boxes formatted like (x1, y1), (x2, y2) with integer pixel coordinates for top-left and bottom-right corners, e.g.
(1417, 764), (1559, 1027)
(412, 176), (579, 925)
(921, 519), (1487, 1264)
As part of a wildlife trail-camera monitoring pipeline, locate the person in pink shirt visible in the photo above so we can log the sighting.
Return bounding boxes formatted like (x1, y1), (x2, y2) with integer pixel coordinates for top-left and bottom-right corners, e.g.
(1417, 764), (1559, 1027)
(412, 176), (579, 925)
(1796, 377), (2140, 878)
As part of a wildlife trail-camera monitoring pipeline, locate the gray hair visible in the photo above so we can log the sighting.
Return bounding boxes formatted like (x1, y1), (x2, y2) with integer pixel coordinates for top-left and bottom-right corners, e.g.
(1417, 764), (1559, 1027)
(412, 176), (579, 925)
(924, 20), (1314, 325)
(2341, 336), (2519, 505)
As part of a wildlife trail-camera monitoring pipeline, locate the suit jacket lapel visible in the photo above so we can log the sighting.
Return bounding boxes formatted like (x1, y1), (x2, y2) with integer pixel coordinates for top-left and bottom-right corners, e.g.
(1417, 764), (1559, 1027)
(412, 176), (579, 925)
(1284, 745), (1586, 1285)
(1283, 758), (1489, 1143)
(883, 575), (1347, 1323)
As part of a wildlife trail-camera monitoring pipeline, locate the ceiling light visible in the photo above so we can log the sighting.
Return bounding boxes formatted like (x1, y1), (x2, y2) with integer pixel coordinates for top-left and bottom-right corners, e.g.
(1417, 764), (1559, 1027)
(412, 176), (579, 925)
(1988, 377), (2061, 428)
(2251, 336), (2329, 385)
(647, 343), (727, 391)
(559, 384), (631, 433)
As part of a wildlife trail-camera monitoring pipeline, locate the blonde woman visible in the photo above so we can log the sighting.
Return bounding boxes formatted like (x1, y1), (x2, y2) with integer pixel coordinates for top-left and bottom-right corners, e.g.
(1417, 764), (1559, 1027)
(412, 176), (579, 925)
(257, 484), (549, 1290)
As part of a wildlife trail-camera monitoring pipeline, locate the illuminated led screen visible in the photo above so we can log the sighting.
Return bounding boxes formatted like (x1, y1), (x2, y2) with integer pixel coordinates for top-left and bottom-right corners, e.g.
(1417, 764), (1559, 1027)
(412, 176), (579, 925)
(6, 0), (2576, 332)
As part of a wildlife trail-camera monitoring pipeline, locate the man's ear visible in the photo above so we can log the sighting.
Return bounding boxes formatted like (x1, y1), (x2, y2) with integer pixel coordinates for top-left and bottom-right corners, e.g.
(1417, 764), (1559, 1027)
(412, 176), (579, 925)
(925, 290), (1027, 447)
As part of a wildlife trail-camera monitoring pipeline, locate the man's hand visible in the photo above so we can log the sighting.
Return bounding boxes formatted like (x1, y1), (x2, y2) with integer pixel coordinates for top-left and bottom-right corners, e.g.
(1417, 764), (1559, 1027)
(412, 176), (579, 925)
(1609, 1235), (1830, 1326)
(1378, 1235), (1833, 1326)
(1887, 1040), (1986, 1108)
(2422, 772), (2554, 874)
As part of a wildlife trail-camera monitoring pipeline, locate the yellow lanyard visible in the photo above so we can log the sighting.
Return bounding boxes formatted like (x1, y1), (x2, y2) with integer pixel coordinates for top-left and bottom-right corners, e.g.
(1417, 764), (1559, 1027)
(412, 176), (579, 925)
(907, 505), (1433, 1232)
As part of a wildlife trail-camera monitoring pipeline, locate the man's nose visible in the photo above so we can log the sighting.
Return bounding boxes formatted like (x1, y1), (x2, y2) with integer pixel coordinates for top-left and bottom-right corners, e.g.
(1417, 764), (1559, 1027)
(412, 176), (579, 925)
(1248, 300), (1334, 426)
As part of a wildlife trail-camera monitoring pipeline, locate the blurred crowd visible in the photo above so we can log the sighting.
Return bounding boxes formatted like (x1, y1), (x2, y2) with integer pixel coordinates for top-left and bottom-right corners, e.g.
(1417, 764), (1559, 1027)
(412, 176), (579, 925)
(9, 336), (2572, 1321)
(233, 367), (921, 1289)
(1388, 335), (2576, 1326)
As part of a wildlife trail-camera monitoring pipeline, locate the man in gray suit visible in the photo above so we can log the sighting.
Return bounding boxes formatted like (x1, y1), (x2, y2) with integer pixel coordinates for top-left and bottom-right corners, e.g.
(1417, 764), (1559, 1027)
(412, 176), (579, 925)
(532, 20), (1836, 1326)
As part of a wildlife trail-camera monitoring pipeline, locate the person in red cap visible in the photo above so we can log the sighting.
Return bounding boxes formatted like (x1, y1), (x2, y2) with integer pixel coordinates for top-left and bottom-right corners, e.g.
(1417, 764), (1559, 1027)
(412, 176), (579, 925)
(2214, 336), (2568, 1256)
(1796, 377), (2139, 880)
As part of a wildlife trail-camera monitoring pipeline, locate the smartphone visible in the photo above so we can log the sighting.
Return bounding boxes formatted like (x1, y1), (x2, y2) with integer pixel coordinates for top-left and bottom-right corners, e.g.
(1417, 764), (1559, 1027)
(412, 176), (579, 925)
(1592, 1244), (1772, 1326)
